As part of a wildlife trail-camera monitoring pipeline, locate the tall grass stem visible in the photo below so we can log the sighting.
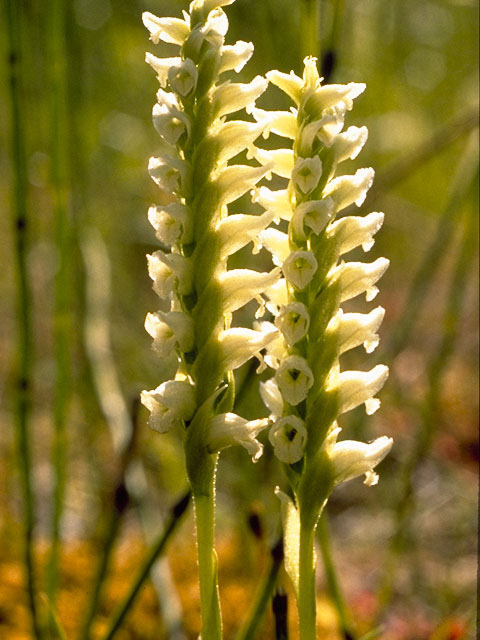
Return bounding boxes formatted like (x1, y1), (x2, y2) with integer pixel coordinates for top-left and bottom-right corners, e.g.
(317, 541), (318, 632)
(46, 0), (72, 616)
(300, 0), (320, 61)
(6, 0), (41, 636)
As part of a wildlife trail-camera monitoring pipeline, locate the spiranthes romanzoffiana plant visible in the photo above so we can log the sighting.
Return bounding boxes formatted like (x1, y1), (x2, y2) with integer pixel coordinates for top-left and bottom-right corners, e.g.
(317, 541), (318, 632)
(141, 0), (281, 637)
(251, 57), (392, 639)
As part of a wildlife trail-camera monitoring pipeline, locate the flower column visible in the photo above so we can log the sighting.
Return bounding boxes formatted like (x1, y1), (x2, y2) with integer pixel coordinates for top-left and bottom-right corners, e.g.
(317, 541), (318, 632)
(252, 58), (393, 640)
(141, 2), (279, 637)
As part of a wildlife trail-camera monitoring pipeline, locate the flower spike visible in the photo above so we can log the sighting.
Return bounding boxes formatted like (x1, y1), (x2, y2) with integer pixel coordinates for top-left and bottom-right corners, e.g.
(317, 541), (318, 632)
(255, 57), (392, 639)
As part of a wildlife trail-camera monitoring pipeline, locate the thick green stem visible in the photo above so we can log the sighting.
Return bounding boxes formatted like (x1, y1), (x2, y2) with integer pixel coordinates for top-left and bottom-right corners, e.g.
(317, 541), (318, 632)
(298, 522), (316, 640)
(6, 0), (42, 637)
(194, 489), (222, 640)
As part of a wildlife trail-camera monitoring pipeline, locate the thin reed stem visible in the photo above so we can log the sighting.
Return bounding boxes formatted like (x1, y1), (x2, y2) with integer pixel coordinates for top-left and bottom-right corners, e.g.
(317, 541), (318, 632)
(235, 539), (283, 640)
(300, 0), (320, 61)
(6, 0), (41, 636)
(317, 513), (354, 639)
(321, 0), (345, 82)
(47, 0), (71, 616)
(102, 491), (191, 640)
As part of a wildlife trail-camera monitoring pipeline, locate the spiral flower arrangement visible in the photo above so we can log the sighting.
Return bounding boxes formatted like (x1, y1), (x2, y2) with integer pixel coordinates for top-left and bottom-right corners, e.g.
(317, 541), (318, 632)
(251, 58), (393, 638)
(141, 2), (392, 638)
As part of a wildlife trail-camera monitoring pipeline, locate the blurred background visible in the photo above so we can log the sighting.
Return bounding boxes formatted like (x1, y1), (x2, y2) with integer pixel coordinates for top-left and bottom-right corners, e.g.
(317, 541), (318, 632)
(1, 0), (478, 638)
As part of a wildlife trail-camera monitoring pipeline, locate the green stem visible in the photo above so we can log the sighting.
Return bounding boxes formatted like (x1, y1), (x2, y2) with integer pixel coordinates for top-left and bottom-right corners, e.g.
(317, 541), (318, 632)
(300, 0), (320, 60)
(47, 0), (71, 618)
(102, 491), (191, 640)
(6, 1), (41, 637)
(194, 489), (222, 640)
(298, 521), (316, 640)
(317, 513), (354, 639)
(236, 539), (283, 640)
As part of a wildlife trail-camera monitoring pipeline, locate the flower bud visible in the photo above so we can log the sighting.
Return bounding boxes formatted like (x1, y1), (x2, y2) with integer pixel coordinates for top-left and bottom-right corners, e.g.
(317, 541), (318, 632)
(145, 54), (182, 87)
(331, 126), (369, 163)
(334, 364), (389, 415)
(147, 251), (193, 298)
(283, 251), (318, 290)
(251, 186), (293, 221)
(212, 76), (268, 118)
(258, 228), (290, 266)
(251, 107), (297, 140)
(141, 380), (196, 432)
(145, 310), (194, 356)
(217, 326), (278, 371)
(329, 434), (393, 486)
(207, 412), (269, 461)
(292, 156), (323, 194)
(148, 155), (188, 195)
(329, 307), (385, 355)
(323, 167), (375, 212)
(291, 198), (334, 240)
(168, 58), (198, 97)
(218, 267), (281, 314)
(303, 82), (365, 118)
(269, 415), (308, 464)
(148, 202), (193, 246)
(331, 257), (389, 303)
(275, 355), (314, 405)
(219, 40), (254, 73)
(259, 379), (283, 419)
(266, 69), (304, 104)
(302, 56), (321, 89)
(142, 12), (190, 45)
(275, 302), (310, 346)
(327, 211), (384, 255)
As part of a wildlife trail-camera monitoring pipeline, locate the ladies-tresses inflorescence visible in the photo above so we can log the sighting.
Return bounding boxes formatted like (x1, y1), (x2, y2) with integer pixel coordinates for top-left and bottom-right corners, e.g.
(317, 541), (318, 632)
(141, 0), (281, 467)
(251, 57), (392, 491)
(250, 58), (393, 637)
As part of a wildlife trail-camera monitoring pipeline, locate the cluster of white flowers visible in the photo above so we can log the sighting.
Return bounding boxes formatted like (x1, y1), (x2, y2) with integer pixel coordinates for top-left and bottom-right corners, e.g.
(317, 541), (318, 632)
(140, 0), (283, 464)
(250, 57), (392, 487)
